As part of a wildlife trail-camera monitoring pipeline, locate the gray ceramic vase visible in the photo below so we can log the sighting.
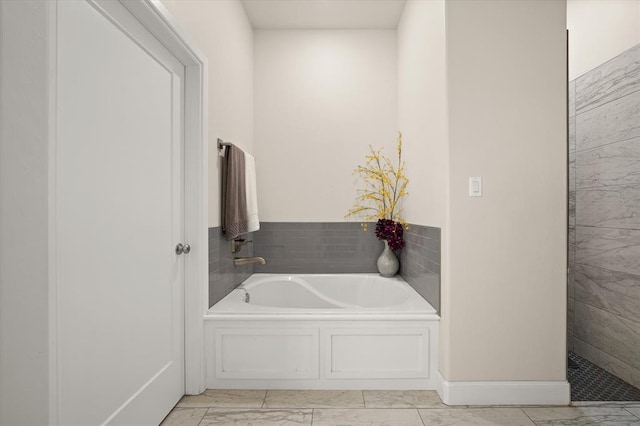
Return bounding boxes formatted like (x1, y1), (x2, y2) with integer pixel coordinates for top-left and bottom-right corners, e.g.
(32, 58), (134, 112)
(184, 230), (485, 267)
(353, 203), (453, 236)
(377, 241), (399, 277)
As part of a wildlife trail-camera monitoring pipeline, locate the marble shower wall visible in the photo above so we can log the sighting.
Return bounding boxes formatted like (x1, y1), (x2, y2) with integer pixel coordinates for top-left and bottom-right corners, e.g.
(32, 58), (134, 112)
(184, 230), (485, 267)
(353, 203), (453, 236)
(568, 78), (576, 353)
(569, 43), (640, 389)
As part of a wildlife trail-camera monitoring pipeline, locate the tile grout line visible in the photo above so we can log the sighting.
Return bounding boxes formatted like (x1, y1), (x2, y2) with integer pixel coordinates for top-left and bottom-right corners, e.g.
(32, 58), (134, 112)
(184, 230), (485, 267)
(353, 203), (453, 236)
(196, 407), (208, 426)
(575, 85), (640, 117)
(519, 406), (537, 426)
(574, 75), (640, 111)
(573, 261), (640, 279)
(572, 299), (640, 328)
(575, 184), (640, 192)
(417, 407), (427, 426)
(573, 134), (640, 155)
(573, 44), (640, 85)
(623, 407), (640, 420)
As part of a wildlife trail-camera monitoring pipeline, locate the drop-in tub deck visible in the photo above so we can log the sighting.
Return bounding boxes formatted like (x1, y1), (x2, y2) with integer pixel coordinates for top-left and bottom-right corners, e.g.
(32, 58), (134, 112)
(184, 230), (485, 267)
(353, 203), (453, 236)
(204, 274), (440, 390)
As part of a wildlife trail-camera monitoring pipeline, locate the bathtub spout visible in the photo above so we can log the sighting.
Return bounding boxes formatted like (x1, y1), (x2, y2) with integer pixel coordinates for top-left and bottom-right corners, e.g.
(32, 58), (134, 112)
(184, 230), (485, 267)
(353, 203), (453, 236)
(233, 256), (266, 267)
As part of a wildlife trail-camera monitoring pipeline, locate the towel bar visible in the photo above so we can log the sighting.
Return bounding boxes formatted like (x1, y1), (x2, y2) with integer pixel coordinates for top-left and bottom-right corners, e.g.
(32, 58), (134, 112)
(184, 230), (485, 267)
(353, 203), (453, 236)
(217, 138), (232, 151)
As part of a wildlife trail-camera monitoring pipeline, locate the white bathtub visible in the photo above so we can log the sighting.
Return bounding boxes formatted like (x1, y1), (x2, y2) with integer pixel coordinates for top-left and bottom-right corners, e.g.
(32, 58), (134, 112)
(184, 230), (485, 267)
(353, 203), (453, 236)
(204, 274), (440, 390)
(211, 274), (438, 314)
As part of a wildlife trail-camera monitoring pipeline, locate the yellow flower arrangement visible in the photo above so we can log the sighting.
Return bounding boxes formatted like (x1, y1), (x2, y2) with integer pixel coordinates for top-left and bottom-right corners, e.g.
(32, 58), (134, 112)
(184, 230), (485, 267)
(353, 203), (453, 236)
(345, 132), (409, 247)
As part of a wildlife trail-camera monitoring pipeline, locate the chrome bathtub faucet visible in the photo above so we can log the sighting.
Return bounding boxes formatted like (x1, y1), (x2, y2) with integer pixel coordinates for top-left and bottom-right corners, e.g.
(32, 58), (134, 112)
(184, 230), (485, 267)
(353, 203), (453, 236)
(233, 256), (266, 267)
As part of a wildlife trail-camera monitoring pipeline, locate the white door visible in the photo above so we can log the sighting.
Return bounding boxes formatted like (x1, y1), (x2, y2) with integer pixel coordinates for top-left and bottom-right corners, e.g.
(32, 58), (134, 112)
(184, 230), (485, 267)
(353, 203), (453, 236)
(56, 1), (185, 424)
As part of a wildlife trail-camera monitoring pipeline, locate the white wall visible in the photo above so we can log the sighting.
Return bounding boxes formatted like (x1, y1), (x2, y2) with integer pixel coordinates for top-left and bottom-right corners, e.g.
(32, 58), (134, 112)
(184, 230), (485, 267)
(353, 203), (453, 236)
(396, 0), (451, 387)
(397, 0), (448, 228)
(254, 30), (397, 222)
(0, 1), (52, 424)
(568, 0), (640, 80)
(162, 0), (254, 227)
(443, 0), (567, 382)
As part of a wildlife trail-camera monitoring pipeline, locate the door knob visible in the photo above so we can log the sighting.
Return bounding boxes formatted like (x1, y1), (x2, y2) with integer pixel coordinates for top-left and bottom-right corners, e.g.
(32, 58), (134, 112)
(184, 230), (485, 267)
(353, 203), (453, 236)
(176, 243), (191, 255)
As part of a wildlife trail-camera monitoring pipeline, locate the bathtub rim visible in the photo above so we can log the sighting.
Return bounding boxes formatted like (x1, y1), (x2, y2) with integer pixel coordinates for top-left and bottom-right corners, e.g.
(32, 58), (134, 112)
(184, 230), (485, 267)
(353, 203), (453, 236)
(205, 312), (440, 321)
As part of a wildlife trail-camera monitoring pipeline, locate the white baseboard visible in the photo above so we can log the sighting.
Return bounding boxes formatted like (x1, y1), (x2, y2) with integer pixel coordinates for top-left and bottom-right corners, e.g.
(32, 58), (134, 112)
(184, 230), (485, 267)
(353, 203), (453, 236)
(437, 373), (570, 406)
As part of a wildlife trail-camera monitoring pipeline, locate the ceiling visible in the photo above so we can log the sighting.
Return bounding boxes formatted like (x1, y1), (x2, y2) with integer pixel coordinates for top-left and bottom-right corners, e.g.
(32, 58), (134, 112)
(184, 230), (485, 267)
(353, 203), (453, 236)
(240, 0), (407, 30)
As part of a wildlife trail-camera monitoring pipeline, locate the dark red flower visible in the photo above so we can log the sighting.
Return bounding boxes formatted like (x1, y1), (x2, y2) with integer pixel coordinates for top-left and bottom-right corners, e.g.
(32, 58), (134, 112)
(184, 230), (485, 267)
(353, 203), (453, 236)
(375, 218), (405, 251)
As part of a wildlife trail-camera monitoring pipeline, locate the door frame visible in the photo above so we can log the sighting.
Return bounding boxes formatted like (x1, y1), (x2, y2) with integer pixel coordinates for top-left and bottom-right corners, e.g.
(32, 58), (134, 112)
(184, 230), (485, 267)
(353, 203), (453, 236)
(47, 0), (208, 420)
(125, 0), (209, 397)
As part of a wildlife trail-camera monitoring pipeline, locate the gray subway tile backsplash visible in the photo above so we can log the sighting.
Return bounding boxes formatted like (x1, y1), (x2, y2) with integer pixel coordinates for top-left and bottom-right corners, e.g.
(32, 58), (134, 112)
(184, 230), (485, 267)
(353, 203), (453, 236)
(399, 224), (441, 312)
(208, 227), (254, 307)
(253, 222), (381, 274)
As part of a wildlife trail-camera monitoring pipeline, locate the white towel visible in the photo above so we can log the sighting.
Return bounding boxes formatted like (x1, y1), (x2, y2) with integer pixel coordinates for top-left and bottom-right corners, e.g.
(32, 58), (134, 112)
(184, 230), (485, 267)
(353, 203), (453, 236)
(244, 150), (260, 233)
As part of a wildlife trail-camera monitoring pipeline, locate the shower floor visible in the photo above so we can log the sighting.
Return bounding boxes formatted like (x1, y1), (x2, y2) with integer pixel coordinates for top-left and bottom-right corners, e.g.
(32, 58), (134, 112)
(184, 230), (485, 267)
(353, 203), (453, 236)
(569, 351), (640, 401)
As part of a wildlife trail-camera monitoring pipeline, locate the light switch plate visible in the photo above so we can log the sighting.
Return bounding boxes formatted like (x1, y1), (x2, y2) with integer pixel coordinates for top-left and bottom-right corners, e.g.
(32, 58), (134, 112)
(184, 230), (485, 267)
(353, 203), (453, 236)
(469, 177), (482, 197)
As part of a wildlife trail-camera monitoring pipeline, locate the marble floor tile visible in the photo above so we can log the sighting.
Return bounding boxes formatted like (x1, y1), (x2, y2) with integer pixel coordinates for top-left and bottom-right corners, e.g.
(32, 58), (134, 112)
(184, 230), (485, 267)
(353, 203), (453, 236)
(575, 137), (640, 189)
(575, 226), (640, 276)
(523, 406), (640, 425)
(312, 408), (423, 426)
(263, 390), (364, 408)
(363, 390), (447, 408)
(199, 408), (312, 425)
(576, 43), (640, 114)
(160, 408), (207, 426)
(574, 263), (640, 324)
(576, 89), (640, 152)
(417, 408), (534, 425)
(176, 389), (266, 408)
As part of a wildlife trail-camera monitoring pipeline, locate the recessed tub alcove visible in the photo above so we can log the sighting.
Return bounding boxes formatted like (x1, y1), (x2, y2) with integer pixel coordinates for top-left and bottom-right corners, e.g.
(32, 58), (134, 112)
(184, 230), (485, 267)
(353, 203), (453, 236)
(204, 274), (439, 390)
